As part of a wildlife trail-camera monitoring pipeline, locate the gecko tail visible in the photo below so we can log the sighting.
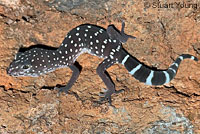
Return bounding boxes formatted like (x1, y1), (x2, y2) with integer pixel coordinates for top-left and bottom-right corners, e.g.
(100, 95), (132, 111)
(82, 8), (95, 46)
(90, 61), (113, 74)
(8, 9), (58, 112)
(119, 51), (198, 85)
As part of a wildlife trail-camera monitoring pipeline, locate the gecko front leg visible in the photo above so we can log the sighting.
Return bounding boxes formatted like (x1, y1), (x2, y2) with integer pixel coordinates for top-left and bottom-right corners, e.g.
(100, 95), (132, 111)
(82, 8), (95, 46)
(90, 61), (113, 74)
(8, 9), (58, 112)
(96, 58), (124, 105)
(55, 62), (81, 94)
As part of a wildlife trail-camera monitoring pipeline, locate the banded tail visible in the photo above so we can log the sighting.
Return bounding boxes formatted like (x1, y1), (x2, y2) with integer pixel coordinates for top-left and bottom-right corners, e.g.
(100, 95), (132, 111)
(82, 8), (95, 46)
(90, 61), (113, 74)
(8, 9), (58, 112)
(119, 49), (198, 85)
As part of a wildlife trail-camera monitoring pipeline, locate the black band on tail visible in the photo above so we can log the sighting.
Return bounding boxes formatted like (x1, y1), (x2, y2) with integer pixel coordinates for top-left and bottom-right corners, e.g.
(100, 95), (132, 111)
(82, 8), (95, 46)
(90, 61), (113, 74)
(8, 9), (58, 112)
(120, 50), (198, 86)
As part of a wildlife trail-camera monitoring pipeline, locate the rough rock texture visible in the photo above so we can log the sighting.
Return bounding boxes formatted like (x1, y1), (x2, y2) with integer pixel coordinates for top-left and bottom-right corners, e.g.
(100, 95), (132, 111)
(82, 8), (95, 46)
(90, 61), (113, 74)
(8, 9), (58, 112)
(0, 0), (200, 133)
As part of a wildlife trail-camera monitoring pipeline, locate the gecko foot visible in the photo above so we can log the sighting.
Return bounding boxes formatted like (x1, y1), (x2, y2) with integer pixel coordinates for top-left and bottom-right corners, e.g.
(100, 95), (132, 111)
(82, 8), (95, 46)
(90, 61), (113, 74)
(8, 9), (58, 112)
(54, 85), (70, 94)
(99, 88), (124, 105)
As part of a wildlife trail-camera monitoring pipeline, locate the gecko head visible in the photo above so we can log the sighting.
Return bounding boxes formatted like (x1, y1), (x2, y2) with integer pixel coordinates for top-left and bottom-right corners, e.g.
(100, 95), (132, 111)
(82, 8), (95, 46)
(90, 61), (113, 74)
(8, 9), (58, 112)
(7, 48), (50, 77)
(7, 51), (38, 77)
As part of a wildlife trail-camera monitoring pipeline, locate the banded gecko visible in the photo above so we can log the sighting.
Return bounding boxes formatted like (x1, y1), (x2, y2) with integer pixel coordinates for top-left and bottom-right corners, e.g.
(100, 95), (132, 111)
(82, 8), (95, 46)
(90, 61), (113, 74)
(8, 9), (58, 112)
(7, 22), (198, 104)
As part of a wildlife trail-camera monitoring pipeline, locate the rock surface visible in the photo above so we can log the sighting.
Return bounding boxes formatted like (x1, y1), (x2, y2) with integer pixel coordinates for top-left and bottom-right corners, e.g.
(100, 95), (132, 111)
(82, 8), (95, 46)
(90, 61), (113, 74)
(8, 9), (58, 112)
(0, 0), (199, 133)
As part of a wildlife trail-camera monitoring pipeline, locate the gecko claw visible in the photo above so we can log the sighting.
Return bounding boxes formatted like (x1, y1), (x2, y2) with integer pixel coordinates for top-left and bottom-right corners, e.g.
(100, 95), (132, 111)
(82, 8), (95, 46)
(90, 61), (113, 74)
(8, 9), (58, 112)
(54, 86), (70, 94)
(98, 89), (125, 105)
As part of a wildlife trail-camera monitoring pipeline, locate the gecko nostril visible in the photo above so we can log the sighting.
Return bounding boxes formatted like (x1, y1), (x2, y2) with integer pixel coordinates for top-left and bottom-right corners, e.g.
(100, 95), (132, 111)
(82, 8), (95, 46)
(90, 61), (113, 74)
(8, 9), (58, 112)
(7, 68), (10, 74)
(7, 68), (13, 75)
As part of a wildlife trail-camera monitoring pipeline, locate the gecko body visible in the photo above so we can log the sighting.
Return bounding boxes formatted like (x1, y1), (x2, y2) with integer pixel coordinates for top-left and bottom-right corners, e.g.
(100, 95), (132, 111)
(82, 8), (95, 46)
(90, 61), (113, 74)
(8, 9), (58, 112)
(7, 22), (198, 104)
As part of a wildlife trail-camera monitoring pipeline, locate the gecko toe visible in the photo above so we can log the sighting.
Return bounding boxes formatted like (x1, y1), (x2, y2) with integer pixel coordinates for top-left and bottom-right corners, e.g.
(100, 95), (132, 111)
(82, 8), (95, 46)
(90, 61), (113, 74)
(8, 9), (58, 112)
(115, 89), (125, 94)
(54, 86), (70, 94)
(99, 89), (125, 105)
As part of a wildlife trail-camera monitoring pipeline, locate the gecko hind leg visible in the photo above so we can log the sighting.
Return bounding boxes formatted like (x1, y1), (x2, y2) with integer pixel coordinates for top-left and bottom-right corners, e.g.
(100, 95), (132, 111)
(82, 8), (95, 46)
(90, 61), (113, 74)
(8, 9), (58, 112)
(96, 58), (124, 105)
(107, 21), (136, 43)
(55, 61), (81, 94)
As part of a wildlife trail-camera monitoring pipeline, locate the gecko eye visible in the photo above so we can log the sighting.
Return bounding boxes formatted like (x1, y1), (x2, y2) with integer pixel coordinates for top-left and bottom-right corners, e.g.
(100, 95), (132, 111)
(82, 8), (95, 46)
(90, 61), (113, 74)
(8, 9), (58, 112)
(22, 64), (31, 69)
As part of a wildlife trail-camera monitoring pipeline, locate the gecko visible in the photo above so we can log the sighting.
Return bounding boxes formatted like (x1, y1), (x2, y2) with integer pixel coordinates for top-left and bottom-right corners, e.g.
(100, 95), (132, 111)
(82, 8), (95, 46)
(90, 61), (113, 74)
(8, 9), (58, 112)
(7, 22), (198, 104)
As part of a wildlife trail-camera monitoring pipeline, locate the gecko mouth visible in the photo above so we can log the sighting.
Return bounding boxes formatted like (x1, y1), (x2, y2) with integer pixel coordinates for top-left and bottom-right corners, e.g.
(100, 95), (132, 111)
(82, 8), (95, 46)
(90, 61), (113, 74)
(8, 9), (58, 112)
(7, 71), (23, 76)
(7, 68), (14, 76)
(7, 68), (26, 77)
